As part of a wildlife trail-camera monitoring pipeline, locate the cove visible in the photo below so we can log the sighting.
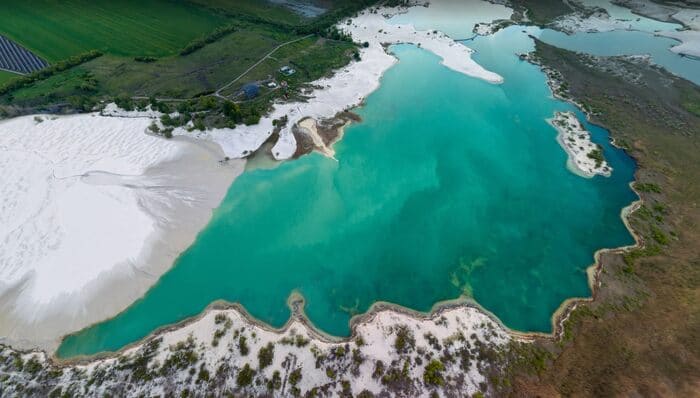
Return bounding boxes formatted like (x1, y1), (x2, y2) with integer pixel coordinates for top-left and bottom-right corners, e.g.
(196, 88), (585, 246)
(58, 33), (637, 357)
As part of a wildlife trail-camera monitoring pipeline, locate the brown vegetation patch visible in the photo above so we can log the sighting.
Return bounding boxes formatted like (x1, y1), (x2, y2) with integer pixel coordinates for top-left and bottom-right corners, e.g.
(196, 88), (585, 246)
(503, 41), (700, 397)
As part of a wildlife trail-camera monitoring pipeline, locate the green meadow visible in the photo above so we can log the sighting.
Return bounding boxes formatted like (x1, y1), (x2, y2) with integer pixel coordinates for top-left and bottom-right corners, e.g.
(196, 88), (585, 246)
(0, 0), (229, 62)
(189, 0), (307, 25)
(8, 27), (354, 104)
(0, 70), (19, 85)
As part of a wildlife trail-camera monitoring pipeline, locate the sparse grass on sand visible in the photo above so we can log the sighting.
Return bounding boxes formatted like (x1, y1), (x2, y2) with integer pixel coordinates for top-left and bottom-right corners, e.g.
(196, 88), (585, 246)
(0, 0), (229, 62)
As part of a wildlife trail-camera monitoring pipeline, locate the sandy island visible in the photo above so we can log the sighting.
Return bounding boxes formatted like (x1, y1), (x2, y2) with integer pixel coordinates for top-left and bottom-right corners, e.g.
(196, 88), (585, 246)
(548, 111), (612, 178)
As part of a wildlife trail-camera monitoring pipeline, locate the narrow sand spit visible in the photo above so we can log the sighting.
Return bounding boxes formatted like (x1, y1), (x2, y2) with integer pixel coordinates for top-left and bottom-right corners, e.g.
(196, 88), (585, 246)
(181, 0), (505, 161)
(0, 114), (243, 351)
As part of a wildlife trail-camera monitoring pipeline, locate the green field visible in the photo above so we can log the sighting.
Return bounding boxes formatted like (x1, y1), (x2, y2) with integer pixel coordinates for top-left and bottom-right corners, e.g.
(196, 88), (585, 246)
(0, 70), (20, 85)
(8, 24), (354, 107)
(0, 0), (362, 124)
(0, 0), (229, 62)
(189, 0), (306, 25)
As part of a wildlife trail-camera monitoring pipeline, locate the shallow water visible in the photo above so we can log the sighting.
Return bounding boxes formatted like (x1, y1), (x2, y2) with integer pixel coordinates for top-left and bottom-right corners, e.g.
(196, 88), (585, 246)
(58, 26), (638, 357)
(577, 0), (680, 32)
(536, 28), (700, 85)
(389, 1), (699, 84)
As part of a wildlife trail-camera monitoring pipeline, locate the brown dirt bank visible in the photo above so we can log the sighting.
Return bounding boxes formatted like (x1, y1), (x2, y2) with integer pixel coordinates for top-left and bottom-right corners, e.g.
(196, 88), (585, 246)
(501, 41), (700, 397)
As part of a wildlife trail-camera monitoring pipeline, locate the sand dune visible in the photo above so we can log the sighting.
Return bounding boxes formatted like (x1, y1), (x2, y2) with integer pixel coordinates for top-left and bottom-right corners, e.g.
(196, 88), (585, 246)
(0, 114), (243, 350)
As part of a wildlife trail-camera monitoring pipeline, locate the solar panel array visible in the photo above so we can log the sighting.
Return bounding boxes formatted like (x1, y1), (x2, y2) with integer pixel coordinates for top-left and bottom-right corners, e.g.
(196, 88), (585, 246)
(0, 35), (48, 74)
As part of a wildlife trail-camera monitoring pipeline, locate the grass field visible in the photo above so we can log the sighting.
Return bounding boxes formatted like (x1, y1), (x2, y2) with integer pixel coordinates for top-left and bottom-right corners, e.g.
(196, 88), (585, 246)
(7, 24), (354, 107)
(0, 0), (229, 62)
(188, 0), (306, 25)
(0, 70), (20, 85)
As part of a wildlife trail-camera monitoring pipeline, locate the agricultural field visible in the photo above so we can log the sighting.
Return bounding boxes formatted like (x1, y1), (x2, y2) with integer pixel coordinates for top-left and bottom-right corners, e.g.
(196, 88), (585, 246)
(4, 22), (355, 117)
(0, 0), (229, 62)
(188, 0), (309, 25)
(0, 0), (367, 126)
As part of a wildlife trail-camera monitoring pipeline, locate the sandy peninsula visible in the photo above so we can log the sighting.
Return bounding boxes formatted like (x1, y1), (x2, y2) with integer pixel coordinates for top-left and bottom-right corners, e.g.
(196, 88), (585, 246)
(0, 113), (243, 351)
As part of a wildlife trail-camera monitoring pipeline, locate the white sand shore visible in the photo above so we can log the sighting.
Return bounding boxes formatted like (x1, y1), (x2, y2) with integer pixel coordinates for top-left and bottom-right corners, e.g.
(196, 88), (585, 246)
(0, 114), (243, 351)
(180, 0), (505, 162)
(658, 29), (700, 58)
(555, 0), (700, 58)
(1, 301), (511, 397)
(548, 111), (612, 178)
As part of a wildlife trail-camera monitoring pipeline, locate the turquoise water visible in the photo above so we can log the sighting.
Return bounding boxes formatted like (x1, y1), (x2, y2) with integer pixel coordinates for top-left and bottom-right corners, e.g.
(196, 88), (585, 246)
(58, 29), (638, 357)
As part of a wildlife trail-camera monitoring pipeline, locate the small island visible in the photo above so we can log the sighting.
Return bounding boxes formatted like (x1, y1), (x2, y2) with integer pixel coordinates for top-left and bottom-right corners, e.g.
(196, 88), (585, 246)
(548, 111), (612, 178)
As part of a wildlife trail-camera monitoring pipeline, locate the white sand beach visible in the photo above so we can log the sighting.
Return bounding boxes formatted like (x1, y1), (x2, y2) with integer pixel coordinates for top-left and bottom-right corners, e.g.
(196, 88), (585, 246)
(0, 114), (243, 350)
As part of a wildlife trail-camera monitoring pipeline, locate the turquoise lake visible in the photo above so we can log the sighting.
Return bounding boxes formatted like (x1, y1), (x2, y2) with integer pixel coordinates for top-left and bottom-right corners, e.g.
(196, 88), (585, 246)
(58, 27), (640, 357)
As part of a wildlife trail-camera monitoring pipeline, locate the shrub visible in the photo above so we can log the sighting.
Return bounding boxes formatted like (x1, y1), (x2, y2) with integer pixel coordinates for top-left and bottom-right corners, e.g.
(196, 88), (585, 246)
(180, 24), (237, 56)
(394, 326), (415, 353)
(236, 363), (255, 387)
(288, 367), (302, 386)
(423, 360), (445, 386)
(238, 335), (249, 356)
(258, 343), (274, 369)
(134, 56), (156, 63)
(634, 182), (662, 193)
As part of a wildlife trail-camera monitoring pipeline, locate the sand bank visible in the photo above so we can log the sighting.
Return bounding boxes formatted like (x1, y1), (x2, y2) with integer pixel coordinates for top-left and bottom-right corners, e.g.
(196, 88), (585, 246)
(548, 111), (612, 178)
(180, 0), (505, 162)
(0, 113), (243, 351)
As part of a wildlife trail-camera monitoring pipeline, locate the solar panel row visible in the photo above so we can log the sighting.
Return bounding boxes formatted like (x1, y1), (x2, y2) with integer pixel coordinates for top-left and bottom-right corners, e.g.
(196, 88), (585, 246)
(0, 35), (48, 74)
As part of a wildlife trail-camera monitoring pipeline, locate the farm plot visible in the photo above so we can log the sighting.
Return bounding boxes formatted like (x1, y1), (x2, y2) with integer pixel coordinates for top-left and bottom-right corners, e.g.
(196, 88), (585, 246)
(0, 35), (47, 74)
(0, 0), (229, 62)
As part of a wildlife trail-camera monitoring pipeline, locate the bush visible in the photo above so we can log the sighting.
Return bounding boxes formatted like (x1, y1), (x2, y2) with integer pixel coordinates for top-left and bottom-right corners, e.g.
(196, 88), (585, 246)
(114, 94), (135, 111)
(288, 367), (302, 386)
(423, 360), (445, 386)
(134, 56), (157, 63)
(180, 24), (237, 56)
(236, 363), (255, 387)
(634, 182), (662, 193)
(394, 326), (415, 353)
(238, 336), (249, 356)
(258, 343), (274, 369)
